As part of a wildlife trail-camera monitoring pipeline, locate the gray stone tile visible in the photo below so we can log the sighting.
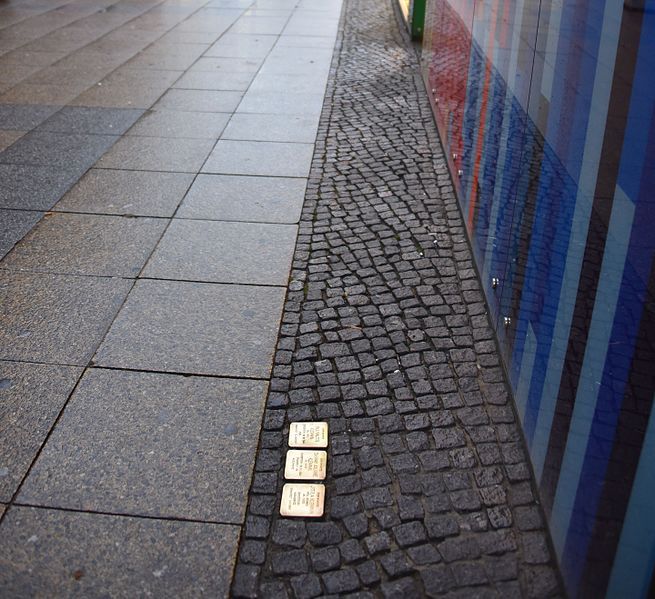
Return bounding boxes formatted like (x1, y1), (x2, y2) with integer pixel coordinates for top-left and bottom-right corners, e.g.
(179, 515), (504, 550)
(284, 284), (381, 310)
(39, 106), (144, 135)
(175, 9), (243, 34)
(207, 0), (255, 7)
(0, 507), (239, 597)
(0, 49), (68, 67)
(19, 369), (267, 523)
(259, 56), (331, 76)
(95, 136), (214, 173)
(190, 56), (262, 73)
(128, 109), (230, 139)
(250, 72), (328, 93)
(0, 131), (118, 169)
(267, 46), (335, 61)
(0, 271), (132, 366)
(2, 213), (166, 277)
(26, 65), (113, 88)
(283, 16), (339, 36)
(158, 29), (222, 45)
(124, 44), (207, 71)
(54, 169), (194, 217)
(153, 89), (243, 113)
(0, 164), (83, 211)
(144, 219), (297, 285)
(94, 279), (284, 377)
(243, 8), (294, 17)
(0, 83), (85, 106)
(178, 174), (306, 223)
(0, 209), (42, 260)
(0, 131), (25, 152)
(205, 33), (277, 58)
(172, 70), (255, 91)
(203, 139), (313, 177)
(230, 16), (288, 34)
(72, 68), (183, 109)
(276, 34), (338, 48)
(0, 104), (58, 130)
(237, 91), (325, 116)
(223, 113), (319, 143)
(0, 361), (82, 502)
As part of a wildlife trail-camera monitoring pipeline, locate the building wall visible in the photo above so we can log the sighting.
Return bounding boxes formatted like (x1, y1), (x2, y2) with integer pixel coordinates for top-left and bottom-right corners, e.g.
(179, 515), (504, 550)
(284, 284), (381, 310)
(420, 1), (655, 596)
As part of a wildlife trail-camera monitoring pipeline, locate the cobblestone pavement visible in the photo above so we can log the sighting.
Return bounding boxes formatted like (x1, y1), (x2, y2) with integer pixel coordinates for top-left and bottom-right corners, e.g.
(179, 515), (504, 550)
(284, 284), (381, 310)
(231, 0), (563, 597)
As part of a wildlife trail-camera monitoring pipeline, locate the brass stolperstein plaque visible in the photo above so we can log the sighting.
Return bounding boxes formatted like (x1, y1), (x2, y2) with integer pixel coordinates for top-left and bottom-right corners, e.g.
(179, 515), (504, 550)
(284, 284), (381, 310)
(280, 483), (325, 517)
(288, 422), (328, 448)
(284, 449), (327, 480)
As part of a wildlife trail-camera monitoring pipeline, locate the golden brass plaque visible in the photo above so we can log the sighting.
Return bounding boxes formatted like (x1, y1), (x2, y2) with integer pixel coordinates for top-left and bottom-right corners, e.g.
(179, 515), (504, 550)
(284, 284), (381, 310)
(284, 449), (327, 480)
(289, 422), (329, 448)
(280, 483), (325, 517)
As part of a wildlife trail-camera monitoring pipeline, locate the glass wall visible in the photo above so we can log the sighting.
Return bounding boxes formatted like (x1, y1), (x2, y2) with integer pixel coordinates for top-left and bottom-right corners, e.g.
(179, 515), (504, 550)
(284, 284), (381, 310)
(421, 1), (655, 596)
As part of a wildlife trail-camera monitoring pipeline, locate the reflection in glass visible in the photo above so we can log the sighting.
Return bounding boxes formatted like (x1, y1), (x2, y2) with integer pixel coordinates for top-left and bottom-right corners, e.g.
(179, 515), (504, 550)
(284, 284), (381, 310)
(422, 1), (655, 596)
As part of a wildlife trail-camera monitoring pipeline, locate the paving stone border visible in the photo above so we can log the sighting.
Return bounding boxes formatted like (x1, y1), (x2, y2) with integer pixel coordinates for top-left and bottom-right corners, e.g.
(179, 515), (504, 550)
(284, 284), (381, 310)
(231, 0), (563, 596)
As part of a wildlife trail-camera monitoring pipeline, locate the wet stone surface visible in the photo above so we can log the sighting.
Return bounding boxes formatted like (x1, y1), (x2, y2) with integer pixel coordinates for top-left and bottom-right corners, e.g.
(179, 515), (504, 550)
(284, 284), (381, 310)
(231, 0), (562, 597)
(0, 507), (239, 597)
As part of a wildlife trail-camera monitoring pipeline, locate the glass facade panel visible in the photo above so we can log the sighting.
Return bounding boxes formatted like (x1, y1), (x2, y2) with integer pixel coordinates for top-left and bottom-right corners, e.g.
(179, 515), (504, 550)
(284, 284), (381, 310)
(422, 1), (655, 596)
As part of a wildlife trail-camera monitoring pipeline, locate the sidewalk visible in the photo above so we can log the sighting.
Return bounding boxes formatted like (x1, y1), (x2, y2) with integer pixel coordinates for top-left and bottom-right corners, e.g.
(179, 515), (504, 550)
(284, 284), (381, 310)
(0, 0), (562, 597)
(0, 0), (340, 596)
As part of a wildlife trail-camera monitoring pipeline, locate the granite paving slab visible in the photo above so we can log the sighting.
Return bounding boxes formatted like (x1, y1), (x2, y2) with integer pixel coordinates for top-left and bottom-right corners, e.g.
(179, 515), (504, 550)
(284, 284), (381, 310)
(0, 164), (84, 211)
(230, 16), (288, 35)
(0, 209), (43, 260)
(237, 91), (325, 115)
(176, 9), (244, 34)
(0, 131), (118, 169)
(0, 104), (58, 130)
(172, 70), (255, 91)
(276, 35), (338, 48)
(283, 17), (339, 37)
(72, 77), (183, 109)
(0, 507), (239, 597)
(0, 271), (132, 366)
(94, 279), (285, 377)
(0, 50), (68, 67)
(203, 139), (313, 177)
(0, 84), (85, 106)
(143, 219), (297, 285)
(0, 361), (82, 502)
(157, 29), (222, 45)
(19, 369), (267, 523)
(80, 67), (183, 91)
(125, 45), (208, 71)
(38, 106), (144, 135)
(190, 56), (263, 73)
(1, 213), (166, 277)
(222, 113), (319, 143)
(26, 65), (113, 88)
(205, 34), (277, 58)
(0, 131), (25, 152)
(154, 88), (243, 112)
(54, 169), (194, 218)
(177, 173), (306, 223)
(128, 109), (230, 138)
(267, 46), (335, 61)
(95, 136), (215, 173)
(249, 72), (328, 93)
(258, 57), (331, 77)
(207, 0), (254, 9)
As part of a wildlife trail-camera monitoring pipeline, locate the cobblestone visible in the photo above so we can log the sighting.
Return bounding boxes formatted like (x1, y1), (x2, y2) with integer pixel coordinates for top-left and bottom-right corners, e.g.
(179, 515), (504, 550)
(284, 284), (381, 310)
(230, 0), (562, 595)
